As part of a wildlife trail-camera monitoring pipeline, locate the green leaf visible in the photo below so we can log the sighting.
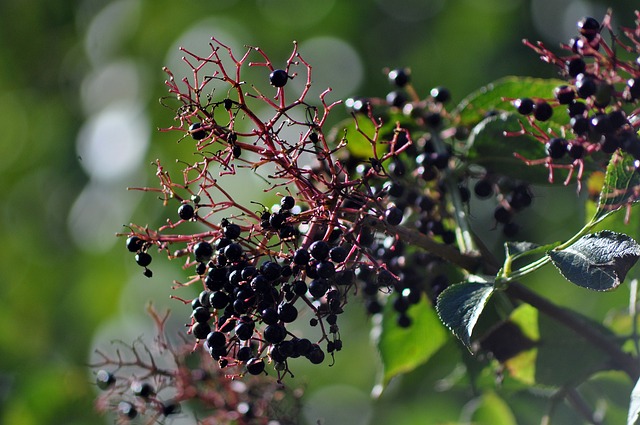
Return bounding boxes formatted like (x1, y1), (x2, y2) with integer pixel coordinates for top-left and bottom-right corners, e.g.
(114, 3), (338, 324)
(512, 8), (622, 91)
(465, 113), (559, 184)
(628, 376), (640, 425)
(468, 392), (518, 425)
(547, 231), (640, 291)
(500, 305), (616, 387)
(376, 295), (448, 387)
(454, 76), (568, 127)
(436, 281), (495, 350)
(594, 151), (640, 225)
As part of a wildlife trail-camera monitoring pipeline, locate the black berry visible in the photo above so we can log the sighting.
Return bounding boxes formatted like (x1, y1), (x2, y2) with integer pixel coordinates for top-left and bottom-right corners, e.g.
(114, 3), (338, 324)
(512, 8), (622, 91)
(96, 370), (115, 390)
(135, 252), (152, 267)
(533, 101), (553, 121)
(126, 236), (144, 252)
(178, 203), (195, 220)
(388, 68), (410, 87)
(513, 98), (534, 115)
(269, 69), (289, 87)
(189, 122), (207, 140)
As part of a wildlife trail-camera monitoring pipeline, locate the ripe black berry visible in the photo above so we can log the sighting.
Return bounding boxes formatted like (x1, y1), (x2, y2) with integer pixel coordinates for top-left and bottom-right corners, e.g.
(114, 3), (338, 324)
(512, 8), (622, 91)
(571, 116), (589, 136)
(96, 370), (115, 390)
(118, 401), (138, 419)
(192, 322), (211, 339)
(503, 221), (520, 238)
(386, 90), (407, 108)
(236, 346), (253, 362)
(223, 243), (243, 262)
(568, 101), (587, 117)
(192, 306), (210, 323)
(131, 381), (154, 398)
(293, 248), (310, 266)
(430, 86), (451, 103)
(280, 195), (295, 210)
(568, 143), (585, 159)
(269, 69), (289, 87)
(388, 68), (410, 87)
(545, 137), (568, 159)
(235, 321), (254, 341)
(494, 206), (512, 224)
(576, 74), (597, 98)
(566, 58), (586, 77)
(189, 122), (207, 140)
(193, 241), (214, 263)
(577, 17), (600, 40)
(309, 240), (330, 261)
(264, 323), (287, 344)
(209, 291), (230, 309)
(329, 246), (348, 263)
(291, 280), (307, 296)
(278, 303), (298, 323)
(316, 261), (336, 279)
(135, 252), (152, 267)
(474, 179), (493, 199)
(178, 203), (195, 220)
(554, 85), (575, 105)
(513, 98), (534, 115)
(628, 78), (640, 100)
(306, 344), (325, 364)
(126, 236), (144, 253)
(206, 331), (226, 348)
(533, 101), (553, 121)
(246, 357), (265, 375)
(309, 278), (329, 298)
(260, 261), (282, 281)
(385, 206), (403, 226)
(223, 223), (241, 240)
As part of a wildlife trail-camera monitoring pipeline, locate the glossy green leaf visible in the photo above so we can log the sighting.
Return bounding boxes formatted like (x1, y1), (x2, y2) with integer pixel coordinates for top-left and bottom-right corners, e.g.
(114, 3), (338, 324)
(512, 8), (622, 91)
(594, 151), (640, 225)
(454, 76), (568, 127)
(465, 113), (557, 184)
(376, 295), (448, 386)
(548, 231), (640, 291)
(436, 281), (495, 350)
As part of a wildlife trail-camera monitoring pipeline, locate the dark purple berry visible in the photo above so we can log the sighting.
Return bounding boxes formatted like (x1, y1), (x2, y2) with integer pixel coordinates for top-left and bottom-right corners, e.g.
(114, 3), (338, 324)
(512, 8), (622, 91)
(577, 17), (600, 40)
(264, 323), (287, 344)
(388, 68), (410, 87)
(474, 179), (493, 199)
(568, 101), (587, 117)
(385, 206), (403, 226)
(386, 90), (407, 108)
(513, 98), (534, 115)
(533, 101), (553, 121)
(189, 122), (207, 140)
(306, 344), (325, 364)
(316, 261), (336, 279)
(566, 58), (586, 77)
(131, 381), (154, 398)
(309, 278), (329, 298)
(126, 236), (144, 252)
(503, 221), (520, 238)
(135, 252), (152, 267)
(571, 116), (589, 136)
(554, 85), (575, 104)
(192, 306), (210, 323)
(278, 303), (298, 323)
(223, 243), (243, 262)
(206, 331), (226, 348)
(193, 241), (214, 263)
(576, 74), (597, 98)
(96, 370), (115, 390)
(293, 248), (310, 266)
(628, 78), (640, 100)
(178, 203), (195, 220)
(309, 240), (330, 261)
(430, 86), (451, 103)
(223, 223), (241, 240)
(192, 322), (211, 339)
(494, 206), (512, 224)
(118, 401), (138, 419)
(246, 358), (265, 375)
(329, 246), (348, 263)
(280, 195), (295, 210)
(269, 69), (289, 87)
(568, 143), (585, 159)
(545, 137), (568, 159)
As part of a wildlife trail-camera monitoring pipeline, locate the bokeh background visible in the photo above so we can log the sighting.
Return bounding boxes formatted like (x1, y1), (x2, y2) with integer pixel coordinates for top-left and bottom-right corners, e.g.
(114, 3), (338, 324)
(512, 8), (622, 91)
(0, 0), (636, 424)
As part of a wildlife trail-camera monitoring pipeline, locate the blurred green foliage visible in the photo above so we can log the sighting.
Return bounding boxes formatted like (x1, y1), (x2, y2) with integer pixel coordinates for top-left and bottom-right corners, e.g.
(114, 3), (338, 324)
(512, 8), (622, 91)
(0, 0), (638, 424)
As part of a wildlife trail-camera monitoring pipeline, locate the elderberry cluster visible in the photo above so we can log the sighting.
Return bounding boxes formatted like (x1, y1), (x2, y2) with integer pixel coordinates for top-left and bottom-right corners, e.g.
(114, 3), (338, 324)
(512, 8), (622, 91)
(513, 13), (640, 184)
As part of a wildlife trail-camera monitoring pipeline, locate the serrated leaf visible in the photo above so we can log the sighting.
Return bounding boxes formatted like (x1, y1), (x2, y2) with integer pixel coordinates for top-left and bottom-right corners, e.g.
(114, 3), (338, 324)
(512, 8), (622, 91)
(376, 295), (448, 387)
(594, 151), (640, 224)
(436, 282), (495, 349)
(628, 376), (640, 425)
(548, 231), (640, 291)
(454, 76), (568, 127)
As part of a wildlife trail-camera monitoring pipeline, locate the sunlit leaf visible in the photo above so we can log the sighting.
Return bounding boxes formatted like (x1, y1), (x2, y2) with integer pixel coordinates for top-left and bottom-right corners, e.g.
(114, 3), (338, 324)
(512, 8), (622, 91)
(594, 151), (640, 225)
(376, 295), (448, 387)
(436, 281), (495, 350)
(454, 76), (568, 127)
(469, 391), (518, 425)
(548, 231), (640, 291)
